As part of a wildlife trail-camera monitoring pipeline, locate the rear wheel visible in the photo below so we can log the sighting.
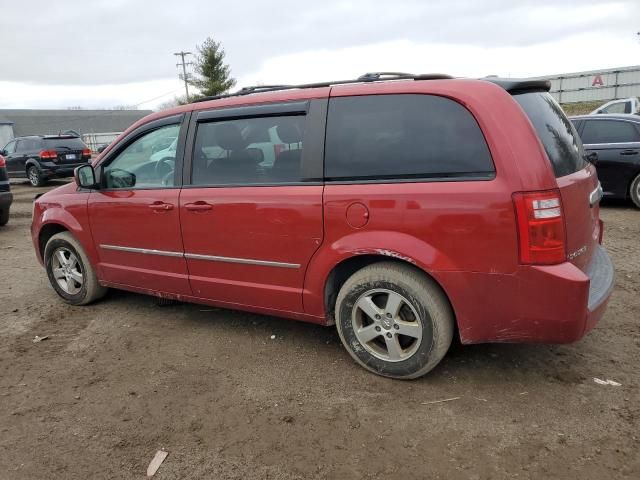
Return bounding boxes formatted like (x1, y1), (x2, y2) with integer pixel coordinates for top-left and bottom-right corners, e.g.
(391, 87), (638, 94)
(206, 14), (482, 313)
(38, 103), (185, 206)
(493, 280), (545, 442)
(630, 173), (640, 209)
(27, 166), (46, 187)
(335, 262), (454, 380)
(44, 232), (107, 305)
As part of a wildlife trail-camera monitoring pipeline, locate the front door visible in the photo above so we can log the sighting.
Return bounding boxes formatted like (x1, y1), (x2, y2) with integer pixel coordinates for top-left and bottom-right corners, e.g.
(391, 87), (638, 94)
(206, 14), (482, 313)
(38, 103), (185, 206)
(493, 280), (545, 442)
(3, 140), (24, 175)
(88, 116), (191, 296)
(179, 101), (326, 313)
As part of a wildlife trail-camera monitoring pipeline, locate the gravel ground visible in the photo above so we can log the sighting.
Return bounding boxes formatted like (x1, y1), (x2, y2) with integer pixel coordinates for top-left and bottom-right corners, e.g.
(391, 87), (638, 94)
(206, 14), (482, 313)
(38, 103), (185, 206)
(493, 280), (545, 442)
(0, 180), (638, 480)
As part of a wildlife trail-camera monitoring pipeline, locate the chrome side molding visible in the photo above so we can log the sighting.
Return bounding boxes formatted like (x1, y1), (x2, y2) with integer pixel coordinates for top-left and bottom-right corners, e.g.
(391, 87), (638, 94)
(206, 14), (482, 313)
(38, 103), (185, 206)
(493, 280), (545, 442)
(99, 244), (300, 269)
(100, 244), (184, 258)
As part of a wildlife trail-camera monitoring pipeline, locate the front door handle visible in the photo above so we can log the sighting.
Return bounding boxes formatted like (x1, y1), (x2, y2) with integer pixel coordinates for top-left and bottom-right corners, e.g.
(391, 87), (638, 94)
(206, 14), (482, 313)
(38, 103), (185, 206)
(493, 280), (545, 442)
(148, 201), (174, 212)
(184, 201), (213, 212)
(620, 149), (639, 156)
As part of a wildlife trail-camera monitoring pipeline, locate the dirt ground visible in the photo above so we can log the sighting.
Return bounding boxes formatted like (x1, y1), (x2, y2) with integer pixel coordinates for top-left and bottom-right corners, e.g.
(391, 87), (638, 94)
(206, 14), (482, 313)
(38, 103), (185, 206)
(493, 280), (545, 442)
(0, 180), (638, 480)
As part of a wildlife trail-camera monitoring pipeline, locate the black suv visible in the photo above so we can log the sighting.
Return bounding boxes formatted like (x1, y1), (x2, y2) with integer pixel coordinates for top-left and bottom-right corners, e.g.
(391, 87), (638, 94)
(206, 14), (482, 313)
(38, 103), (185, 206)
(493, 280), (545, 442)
(0, 154), (11, 225)
(0, 135), (92, 186)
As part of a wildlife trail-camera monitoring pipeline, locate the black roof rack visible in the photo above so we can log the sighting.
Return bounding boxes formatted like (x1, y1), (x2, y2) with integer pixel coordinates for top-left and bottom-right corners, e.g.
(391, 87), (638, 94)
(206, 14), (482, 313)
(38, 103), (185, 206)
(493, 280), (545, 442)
(190, 73), (551, 104)
(191, 72), (454, 103)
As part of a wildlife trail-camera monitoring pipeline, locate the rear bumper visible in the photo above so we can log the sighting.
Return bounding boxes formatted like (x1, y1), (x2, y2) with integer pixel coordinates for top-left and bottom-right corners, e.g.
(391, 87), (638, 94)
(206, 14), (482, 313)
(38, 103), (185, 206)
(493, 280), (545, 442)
(440, 245), (615, 344)
(583, 244), (615, 335)
(40, 161), (89, 178)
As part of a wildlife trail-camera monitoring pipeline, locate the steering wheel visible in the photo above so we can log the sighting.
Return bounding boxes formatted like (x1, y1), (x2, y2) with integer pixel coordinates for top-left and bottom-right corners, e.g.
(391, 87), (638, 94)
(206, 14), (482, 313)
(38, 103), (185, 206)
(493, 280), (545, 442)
(154, 157), (175, 181)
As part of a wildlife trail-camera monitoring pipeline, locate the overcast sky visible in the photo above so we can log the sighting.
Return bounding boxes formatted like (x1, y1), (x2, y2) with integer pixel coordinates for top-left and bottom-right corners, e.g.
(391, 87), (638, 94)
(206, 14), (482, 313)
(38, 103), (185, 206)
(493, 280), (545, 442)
(1, 0), (639, 110)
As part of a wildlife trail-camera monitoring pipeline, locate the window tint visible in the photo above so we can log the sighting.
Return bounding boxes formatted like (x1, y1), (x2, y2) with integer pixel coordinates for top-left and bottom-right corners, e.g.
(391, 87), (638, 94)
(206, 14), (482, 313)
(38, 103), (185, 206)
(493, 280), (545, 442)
(514, 92), (586, 178)
(192, 115), (305, 185)
(324, 94), (494, 181)
(581, 120), (640, 144)
(103, 124), (180, 189)
(20, 138), (42, 151)
(43, 137), (86, 150)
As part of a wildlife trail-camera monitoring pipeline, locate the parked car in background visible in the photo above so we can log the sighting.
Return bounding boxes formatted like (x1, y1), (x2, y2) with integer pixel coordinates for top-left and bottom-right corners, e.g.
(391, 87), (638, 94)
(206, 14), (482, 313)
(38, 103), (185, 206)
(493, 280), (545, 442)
(0, 154), (12, 226)
(0, 135), (92, 187)
(571, 114), (640, 208)
(590, 97), (640, 115)
(31, 73), (614, 379)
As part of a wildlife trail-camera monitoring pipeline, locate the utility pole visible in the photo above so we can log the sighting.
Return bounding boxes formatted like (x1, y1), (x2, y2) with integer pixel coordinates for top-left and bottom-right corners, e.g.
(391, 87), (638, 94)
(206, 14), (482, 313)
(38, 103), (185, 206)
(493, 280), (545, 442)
(174, 51), (193, 102)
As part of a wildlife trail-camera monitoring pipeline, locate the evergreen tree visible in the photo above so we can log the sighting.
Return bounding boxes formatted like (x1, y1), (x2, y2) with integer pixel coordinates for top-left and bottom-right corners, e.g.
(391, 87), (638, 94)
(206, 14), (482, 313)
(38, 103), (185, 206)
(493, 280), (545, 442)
(188, 37), (236, 99)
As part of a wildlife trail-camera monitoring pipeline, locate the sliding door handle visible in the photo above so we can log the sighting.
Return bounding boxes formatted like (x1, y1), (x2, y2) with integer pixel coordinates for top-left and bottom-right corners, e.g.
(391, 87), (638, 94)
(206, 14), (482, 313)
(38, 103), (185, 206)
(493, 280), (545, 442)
(184, 201), (213, 212)
(148, 202), (174, 212)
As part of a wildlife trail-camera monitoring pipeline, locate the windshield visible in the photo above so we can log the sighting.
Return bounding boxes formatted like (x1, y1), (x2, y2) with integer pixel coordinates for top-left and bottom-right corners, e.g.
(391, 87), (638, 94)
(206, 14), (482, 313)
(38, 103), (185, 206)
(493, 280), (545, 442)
(43, 137), (87, 150)
(514, 92), (587, 178)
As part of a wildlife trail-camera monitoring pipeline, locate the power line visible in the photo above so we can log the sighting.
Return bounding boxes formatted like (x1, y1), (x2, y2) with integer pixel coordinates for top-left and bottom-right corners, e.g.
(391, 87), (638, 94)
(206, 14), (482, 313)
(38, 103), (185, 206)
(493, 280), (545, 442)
(174, 51), (193, 102)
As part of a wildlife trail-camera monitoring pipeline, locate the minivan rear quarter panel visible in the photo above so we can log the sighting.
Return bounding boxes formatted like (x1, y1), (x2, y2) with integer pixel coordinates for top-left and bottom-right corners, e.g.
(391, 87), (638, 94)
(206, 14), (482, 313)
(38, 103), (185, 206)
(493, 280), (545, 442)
(304, 80), (583, 343)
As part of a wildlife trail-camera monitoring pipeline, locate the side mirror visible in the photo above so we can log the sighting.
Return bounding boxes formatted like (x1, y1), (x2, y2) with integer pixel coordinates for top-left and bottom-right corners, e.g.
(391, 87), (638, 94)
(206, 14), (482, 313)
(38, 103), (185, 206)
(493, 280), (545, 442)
(75, 165), (98, 189)
(0, 149), (6, 156)
(586, 152), (598, 165)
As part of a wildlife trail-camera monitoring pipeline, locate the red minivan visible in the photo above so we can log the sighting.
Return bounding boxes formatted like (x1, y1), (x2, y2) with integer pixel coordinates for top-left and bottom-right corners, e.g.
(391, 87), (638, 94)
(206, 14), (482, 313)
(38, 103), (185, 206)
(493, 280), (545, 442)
(31, 73), (614, 379)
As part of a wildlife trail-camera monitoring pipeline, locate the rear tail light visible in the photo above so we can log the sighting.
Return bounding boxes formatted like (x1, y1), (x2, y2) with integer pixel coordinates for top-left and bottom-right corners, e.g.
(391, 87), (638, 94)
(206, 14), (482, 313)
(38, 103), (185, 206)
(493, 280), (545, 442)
(513, 189), (566, 265)
(82, 148), (92, 159)
(40, 150), (58, 160)
(0, 155), (5, 167)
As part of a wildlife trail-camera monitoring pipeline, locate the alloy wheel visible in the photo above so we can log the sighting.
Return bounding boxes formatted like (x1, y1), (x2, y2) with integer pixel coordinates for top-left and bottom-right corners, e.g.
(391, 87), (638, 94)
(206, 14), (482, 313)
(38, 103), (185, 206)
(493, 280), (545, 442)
(351, 288), (423, 362)
(51, 247), (84, 295)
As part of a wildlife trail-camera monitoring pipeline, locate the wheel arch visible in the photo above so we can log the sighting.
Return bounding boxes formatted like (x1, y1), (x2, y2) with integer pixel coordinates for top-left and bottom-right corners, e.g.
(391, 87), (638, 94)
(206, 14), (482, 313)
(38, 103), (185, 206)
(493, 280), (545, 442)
(25, 158), (41, 173)
(38, 223), (69, 261)
(36, 211), (100, 273)
(303, 231), (459, 322)
(319, 254), (457, 330)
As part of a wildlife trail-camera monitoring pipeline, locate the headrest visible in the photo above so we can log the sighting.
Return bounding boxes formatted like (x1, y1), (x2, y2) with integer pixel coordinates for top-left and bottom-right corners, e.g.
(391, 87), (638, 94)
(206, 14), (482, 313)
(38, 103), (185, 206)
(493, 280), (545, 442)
(276, 120), (303, 144)
(214, 123), (248, 151)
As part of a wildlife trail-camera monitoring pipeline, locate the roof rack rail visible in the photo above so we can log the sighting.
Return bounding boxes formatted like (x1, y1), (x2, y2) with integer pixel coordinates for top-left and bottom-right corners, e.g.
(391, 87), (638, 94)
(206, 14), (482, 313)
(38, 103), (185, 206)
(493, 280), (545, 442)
(191, 72), (455, 104)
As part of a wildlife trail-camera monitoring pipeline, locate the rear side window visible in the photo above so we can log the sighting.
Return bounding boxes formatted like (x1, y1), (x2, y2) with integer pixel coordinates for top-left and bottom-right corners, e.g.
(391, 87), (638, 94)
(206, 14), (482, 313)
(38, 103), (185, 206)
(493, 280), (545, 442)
(324, 94), (494, 181)
(192, 115), (305, 185)
(43, 137), (86, 150)
(21, 138), (42, 151)
(514, 92), (586, 178)
(581, 120), (640, 144)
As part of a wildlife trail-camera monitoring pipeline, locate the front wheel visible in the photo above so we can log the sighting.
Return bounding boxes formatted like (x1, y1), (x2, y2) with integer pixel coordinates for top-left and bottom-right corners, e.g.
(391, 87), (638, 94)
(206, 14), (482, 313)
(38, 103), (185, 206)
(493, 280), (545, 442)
(27, 166), (46, 187)
(630, 173), (640, 209)
(44, 232), (107, 305)
(335, 262), (454, 380)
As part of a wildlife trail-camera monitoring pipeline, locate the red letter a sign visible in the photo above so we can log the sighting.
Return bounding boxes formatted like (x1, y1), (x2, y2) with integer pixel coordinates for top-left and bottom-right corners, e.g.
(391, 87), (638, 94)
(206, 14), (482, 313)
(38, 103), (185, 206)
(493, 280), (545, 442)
(592, 75), (604, 87)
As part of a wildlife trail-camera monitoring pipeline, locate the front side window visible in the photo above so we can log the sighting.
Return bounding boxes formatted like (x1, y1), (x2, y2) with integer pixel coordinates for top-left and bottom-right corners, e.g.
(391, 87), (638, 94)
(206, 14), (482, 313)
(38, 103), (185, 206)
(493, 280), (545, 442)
(102, 124), (180, 189)
(581, 120), (640, 144)
(3, 141), (16, 154)
(324, 94), (495, 181)
(192, 115), (305, 185)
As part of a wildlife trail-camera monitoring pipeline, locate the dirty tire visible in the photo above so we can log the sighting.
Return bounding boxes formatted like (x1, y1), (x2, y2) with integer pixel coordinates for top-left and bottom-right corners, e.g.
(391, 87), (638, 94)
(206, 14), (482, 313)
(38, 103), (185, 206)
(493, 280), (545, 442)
(44, 231), (107, 305)
(335, 262), (454, 380)
(0, 208), (8, 226)
(630, 173), (640, 209)
(27, 166), (46, 187)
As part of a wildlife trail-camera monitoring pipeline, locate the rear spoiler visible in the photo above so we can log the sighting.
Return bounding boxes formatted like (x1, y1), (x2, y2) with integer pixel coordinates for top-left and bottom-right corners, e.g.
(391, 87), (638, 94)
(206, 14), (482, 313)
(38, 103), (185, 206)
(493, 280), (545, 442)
(482, 77), (551, 95)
